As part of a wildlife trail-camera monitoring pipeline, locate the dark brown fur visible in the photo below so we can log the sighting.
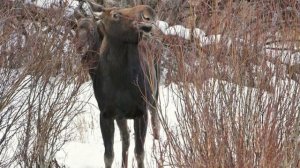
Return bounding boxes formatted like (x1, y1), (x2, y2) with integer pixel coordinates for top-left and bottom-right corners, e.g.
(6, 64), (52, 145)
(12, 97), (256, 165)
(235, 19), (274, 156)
(74, 2), (160, 168)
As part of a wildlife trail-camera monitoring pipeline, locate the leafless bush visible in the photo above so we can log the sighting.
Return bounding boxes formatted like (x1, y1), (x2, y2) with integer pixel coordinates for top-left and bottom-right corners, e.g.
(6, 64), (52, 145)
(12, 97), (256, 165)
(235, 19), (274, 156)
(0, 1), (87, 167)
(153, 0), (300, 167)
(98, 0), (158, 8)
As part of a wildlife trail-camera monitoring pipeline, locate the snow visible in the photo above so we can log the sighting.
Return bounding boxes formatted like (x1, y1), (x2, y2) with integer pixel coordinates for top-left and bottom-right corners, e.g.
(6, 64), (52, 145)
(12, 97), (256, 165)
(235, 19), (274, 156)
(165, 25), (190, 39)
(55, 82), (179, 168)
(52, 79), (295, 168)
(155, 21), (169, 35)
(156, 20), (221, 46)
(56, 142), (102, 168)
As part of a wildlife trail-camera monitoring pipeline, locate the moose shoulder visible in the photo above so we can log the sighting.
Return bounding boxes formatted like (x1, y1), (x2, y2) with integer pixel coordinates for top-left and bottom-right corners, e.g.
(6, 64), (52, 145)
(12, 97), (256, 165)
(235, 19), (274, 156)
(74, 2), (160, 168)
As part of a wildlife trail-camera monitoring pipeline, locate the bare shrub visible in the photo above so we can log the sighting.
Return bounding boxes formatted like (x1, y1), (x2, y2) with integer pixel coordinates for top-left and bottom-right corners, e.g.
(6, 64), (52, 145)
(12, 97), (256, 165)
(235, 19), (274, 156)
(99, 0), (158, 8)
(154, 0), (300, 167)
(0, 1), (87, 167)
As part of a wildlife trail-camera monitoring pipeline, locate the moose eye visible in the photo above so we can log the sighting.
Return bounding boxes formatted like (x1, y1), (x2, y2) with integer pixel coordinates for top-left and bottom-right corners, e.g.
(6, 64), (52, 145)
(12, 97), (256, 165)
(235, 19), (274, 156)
(112, 12), (120, 19)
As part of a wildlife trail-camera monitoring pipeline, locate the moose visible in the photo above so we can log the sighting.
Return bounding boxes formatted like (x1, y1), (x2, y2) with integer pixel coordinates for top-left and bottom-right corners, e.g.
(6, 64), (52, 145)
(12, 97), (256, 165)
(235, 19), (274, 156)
(73, 1), (160, 168)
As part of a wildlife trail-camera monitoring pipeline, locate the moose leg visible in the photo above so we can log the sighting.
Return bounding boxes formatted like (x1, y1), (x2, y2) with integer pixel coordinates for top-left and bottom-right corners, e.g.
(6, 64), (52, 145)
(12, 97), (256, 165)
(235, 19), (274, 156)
(134, 113), (148, 168)
(116, 119), (130, 168)
(100, 116), (115, 168)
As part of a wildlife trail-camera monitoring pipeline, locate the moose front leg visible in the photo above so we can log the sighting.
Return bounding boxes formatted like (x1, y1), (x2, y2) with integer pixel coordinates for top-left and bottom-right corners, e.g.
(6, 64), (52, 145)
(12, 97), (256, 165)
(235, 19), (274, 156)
(116, 119), (130, 168)
(100, 116), (115, 168)
(134, 113), (148, 168)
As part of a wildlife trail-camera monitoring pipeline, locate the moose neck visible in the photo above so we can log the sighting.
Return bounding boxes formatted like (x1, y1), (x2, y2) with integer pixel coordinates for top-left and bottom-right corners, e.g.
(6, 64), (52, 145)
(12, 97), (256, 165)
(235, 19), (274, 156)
(106, 37), (140, 67)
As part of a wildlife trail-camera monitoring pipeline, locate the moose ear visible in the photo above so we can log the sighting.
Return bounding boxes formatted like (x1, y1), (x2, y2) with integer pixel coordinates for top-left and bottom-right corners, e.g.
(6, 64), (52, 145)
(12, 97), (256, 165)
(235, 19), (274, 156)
(87, 0), (104, 12)
(74, 8), (85, 21)
(96, 20), (106, 37)
(93, 11), (103, 20)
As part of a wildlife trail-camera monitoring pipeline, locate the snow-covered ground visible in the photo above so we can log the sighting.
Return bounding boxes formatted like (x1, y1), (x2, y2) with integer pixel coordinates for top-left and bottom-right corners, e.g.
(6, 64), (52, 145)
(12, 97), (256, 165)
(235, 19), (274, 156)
(55, 82), (178, 168)
(54, 79), (300, 168)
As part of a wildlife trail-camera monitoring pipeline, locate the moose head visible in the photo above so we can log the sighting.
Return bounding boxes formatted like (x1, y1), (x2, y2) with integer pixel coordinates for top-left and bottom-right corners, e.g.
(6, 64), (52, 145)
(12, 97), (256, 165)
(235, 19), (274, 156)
(73, 7), (104, 71)
(89, 1), (156, 43)
(73, 8), (101, 53)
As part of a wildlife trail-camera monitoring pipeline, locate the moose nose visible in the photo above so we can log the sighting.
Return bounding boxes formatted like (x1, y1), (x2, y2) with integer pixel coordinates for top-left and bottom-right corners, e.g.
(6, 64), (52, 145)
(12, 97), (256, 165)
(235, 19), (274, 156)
(140, 24), (152, 33)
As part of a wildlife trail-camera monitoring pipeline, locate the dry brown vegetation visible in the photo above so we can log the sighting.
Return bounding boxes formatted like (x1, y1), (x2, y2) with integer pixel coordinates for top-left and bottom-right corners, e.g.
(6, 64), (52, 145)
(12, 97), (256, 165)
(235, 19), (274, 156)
(1, 0), (300, 167)
(0, 1), (86, 167)
(152, 0), (300, 167)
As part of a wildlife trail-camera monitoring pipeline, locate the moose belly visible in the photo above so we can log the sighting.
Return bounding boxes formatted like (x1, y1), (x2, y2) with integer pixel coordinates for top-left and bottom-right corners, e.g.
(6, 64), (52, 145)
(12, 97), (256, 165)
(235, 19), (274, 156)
(99, 89), (147, 119)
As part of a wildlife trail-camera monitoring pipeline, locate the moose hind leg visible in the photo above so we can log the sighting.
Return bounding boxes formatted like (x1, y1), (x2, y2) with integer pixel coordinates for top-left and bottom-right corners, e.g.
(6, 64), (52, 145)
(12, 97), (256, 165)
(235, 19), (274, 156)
(134, 113), (148, 168)
(100, 116), (115, 168)
(116, 119), (130, 168)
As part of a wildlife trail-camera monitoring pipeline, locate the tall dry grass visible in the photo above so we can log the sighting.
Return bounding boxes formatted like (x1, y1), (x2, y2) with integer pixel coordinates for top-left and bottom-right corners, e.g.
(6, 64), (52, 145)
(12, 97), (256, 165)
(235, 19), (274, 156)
(153, 0), (300, 167)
